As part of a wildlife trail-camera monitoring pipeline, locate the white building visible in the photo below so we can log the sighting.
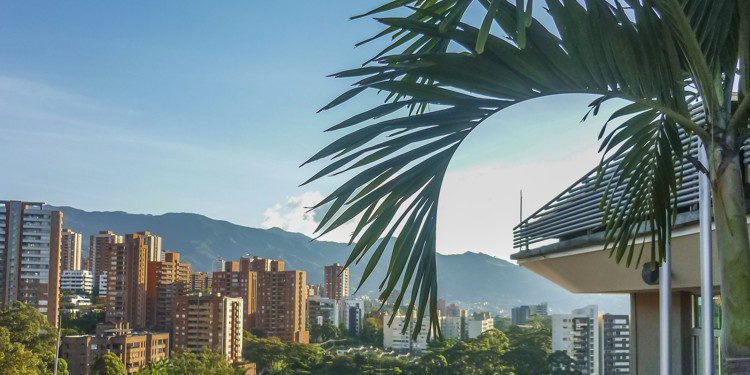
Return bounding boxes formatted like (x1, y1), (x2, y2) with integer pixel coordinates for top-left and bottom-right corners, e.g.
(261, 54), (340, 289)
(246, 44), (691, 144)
(135, 231), (162, 262)
(97, 272), (108, 296)
(551, 305), (601, 375)
(441, 315), (464, 340)
(383, 312), (430, 353)
(213, 258), (226, 273)
(308, 296), (340, 326)
(466, 313), (493, 339)
(61, 270), (94, 294)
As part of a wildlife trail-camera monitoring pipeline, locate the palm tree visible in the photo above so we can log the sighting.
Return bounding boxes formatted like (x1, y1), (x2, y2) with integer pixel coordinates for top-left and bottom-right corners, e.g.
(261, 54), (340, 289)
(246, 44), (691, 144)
(304, 0), (749, 371)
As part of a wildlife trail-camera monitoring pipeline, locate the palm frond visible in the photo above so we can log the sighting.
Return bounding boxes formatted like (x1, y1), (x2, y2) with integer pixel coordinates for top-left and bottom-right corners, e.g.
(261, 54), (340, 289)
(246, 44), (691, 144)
(307, 0), (738, 338)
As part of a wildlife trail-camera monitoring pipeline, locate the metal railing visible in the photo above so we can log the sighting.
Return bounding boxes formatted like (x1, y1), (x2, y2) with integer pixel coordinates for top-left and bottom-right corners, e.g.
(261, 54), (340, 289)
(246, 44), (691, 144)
(513, 103), (749, 251)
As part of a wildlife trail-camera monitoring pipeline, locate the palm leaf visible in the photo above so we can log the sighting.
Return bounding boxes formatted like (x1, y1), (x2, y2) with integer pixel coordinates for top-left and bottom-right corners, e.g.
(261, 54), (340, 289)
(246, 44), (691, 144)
(308, 0), (738, 339)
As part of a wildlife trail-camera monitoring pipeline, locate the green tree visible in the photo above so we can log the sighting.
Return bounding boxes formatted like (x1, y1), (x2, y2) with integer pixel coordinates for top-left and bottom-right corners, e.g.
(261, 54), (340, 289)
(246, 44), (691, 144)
(92, 352), (126, 375)
(503, 319), (552, 374)
(168, 350), (237, 375)
(546, 351), (579, 375)
(57, 358), (70, 375)
(0, 326), (44, 375)
(309, 1), (750, 371)
(360, 317), (384, 347)
(418, 329), (513, 374)
(0, 302), (58, 374)
(242, 333), (324, 374)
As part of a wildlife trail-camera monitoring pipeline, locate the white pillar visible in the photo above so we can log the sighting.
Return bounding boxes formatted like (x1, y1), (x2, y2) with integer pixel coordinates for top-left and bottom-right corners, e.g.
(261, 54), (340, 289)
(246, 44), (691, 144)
(660, 226), (672, 375)
(698, 142), (714, 374)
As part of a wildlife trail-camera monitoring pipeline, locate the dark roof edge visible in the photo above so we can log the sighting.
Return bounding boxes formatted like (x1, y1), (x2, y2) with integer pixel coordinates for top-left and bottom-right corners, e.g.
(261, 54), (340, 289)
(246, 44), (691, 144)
(511, 210), (700, 261)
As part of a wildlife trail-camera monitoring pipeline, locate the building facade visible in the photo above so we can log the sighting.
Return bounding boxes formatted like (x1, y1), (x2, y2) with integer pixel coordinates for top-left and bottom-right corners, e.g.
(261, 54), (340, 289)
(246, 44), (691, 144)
(190, 271), (212, 294)
(511, 302), (548, 325)
(134, 231), (162, 262)
(0, 201), (62, 327)
(146, 251), (191, 331)
(211, 257), (258, 329)
(323, 263), (349, 300)
(105, 233), (149, 328)
(61, 228), (83, 271)
(60, 322), (169, 375)
(61, 269), (94, 295)
(601, 314), (630, 374)
(173, 294), (244, 362)
(88, 230), (123, 288)
(308, 296), (340, 327)
(383, 311), (430, 353)
(256, 269), (309, 343)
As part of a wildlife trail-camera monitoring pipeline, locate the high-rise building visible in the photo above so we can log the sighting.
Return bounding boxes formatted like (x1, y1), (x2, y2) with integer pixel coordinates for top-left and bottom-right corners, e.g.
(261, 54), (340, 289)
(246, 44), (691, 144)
(466, 312), (493, 339)
(135, 231), (162, 262)
(601, 314), (630, 374)
(212, 258), (226, 273)
(341, 298), (365, 335)
(511, 302), (548, 325)
(323, 263), (349, 300)
(173, 294), (244, 362)
(61, 322), (169, 375)
(551, 305), (600, 375)
(146, 251), (191, 331)
(190, 271), (212, 294)
(256, 269), (308, 343)
(308, 296), (340, 327)
(88, 230), (123, 286)
(105, 233), (150, 329)
(61, 228), (83, 271)
(0, 201), (63, 327)
(211, 257), (258, 329)
(383, 311), (430, 353)
(61, 270), (94, 295)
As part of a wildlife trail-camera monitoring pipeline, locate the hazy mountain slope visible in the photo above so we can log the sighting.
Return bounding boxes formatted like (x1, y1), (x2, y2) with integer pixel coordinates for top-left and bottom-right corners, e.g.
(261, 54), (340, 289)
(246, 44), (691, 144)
(55, 206), (628, 314)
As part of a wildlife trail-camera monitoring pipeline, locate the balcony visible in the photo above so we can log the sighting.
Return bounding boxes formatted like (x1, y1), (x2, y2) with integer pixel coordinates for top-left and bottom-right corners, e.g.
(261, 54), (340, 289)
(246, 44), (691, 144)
(512, 103), (750, 257)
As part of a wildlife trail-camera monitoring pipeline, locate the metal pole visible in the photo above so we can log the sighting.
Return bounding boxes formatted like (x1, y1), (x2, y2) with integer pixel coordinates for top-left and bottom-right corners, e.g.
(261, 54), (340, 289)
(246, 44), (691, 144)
(660, 222), (672, 375)
(698, 142), (714, 374)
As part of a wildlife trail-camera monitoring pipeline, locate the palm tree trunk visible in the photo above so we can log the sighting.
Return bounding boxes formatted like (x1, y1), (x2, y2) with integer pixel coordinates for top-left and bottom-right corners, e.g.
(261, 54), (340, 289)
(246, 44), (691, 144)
(710, 141), (750, 373)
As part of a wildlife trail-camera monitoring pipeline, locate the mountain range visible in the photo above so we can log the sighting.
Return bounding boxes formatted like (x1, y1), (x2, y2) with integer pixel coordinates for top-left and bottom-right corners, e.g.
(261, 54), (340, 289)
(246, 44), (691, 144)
(55, 206), (628, 314)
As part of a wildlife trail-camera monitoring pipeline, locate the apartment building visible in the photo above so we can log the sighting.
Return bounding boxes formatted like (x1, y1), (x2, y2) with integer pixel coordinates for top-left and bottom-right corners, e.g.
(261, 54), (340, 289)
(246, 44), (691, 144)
(383, 311), (430, 353)
(105, 233), (150, 328)
(256, 269), (309, 343)
(308, 296), (340, 327)
(61, 228), (83, 271)
(0, 201), (63, 327)
(60, 322), (169, 375)
(61, 269), (94, 295)
(173, 294), (244, 362)
(146, 251), (191, 331)
(211, 257), (258, 329)
(190, 271), (212, 294)
(466, 312), (493, 339)
(323, 263), (349, 300)
(551, 305), (601, 375)
(134, 231), (162, 262)
(511, 302), (548, 325)
(89, 230), (123, 288)
(601, 314), (631, 374)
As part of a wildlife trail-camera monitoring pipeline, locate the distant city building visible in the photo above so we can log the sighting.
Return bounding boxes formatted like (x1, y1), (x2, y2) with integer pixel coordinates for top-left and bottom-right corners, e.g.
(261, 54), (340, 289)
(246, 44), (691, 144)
(308, 283), (324, 297)
(173, 294), (244, 362)
(341, 298), (365, 335)
(0, 201), (63, 327)
(511, 302), (548, 325)
(551, 305), (601, 375)
(135, 231), (162, 262)
(61, 228), (83, 271)
(308, 296), (340, 326)
(383, 311), (430, 353)
(97, 272), (108, 297)
(601, 314), (630, 374)
(466, 312), (493, 339)
(104, 233), (150, 329)
(146, 251), (191, 331)
(256, 269), (309, 343)
(211, 257), (259, 329)
(189, 271), (212, 294)
(60, 322), (169, 375)
(212, 258), (226, 273)
(437, 298), (447, 316)
(323, 263), (349, 300)
(88, 230), (123, 287)
(61, 270), (94, 295)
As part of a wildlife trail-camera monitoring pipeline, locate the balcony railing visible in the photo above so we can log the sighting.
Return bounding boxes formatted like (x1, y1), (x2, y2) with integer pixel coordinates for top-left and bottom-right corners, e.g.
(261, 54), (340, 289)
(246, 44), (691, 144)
(513, 102), (750, 251)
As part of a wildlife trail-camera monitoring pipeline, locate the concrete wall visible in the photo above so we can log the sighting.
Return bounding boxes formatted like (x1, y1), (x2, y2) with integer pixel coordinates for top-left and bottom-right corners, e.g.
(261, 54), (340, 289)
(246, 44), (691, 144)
(630, 291), (694, 374)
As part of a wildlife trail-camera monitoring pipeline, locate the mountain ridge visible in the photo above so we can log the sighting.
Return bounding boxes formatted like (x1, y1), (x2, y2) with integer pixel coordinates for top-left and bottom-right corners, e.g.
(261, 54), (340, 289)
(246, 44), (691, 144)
(53, 205), (628, 314)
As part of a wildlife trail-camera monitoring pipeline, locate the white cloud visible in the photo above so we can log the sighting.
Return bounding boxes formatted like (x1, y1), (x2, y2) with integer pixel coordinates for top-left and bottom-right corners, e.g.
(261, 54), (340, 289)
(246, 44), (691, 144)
(261, 191), (357, 242)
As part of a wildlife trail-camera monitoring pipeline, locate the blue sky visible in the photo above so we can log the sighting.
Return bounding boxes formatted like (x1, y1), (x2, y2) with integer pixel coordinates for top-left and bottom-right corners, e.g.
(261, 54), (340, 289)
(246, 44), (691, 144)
(0, 1), (610, 259)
